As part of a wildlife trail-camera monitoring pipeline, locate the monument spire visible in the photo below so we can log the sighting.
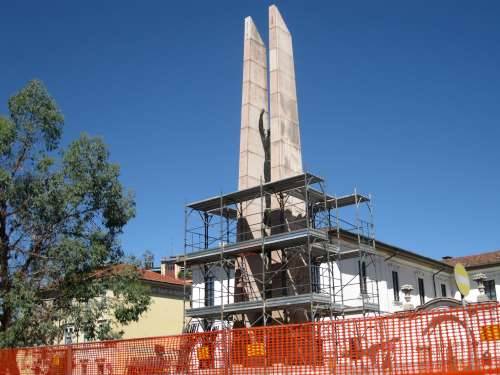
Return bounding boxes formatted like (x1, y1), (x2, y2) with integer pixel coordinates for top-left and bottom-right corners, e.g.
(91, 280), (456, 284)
(238, 17), (269, 190)
(239, 6), (303, 190)
(269, 5), (303, 180)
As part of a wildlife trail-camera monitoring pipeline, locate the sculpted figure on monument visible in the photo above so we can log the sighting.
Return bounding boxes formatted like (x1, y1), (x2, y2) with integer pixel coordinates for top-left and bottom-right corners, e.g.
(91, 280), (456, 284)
(258, 109), (271, 183)
(259, 109), (272, 233)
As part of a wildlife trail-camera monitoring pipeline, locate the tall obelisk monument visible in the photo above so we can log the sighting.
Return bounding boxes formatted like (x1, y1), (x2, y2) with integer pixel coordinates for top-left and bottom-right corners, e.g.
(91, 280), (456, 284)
(238, 17), (269, 191)
(236, 6), (304, 325)
(236, 17), (269, 318)
(269, 5), (303, 180)
(239, 5), (302, 191)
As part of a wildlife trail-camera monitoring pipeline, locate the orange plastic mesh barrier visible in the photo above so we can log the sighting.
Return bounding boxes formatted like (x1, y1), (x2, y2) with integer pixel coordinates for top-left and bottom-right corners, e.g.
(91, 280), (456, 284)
(3, 303), (500, 374)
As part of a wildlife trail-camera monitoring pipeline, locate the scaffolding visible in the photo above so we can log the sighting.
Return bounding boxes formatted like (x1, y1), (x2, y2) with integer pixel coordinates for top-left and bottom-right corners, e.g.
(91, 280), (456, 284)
(179, 172), (380, 332)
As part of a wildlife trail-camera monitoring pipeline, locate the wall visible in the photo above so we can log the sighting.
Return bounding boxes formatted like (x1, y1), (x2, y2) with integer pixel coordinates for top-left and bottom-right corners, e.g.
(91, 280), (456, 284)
(60, 283), (186, 344)
(454, 265), (500, 303)
(320, 253), (454, 314)
(190, 249), (500, 318)
(191, 264), (235, 308)
(374, 255), (454, 313)
(120, 294), (184, 338)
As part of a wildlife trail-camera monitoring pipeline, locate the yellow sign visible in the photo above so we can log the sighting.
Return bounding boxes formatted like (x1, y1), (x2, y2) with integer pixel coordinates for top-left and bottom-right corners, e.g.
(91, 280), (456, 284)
(197, 346), (211, 360)
(454, 263), (470, 297)
(246, 342), (265, 357)
(480, 324), (500, 341)
(51, 355), (61, 366)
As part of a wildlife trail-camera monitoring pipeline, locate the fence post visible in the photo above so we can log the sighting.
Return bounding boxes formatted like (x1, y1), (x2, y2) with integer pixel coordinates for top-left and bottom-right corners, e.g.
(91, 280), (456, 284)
(65, 345), (73, 375)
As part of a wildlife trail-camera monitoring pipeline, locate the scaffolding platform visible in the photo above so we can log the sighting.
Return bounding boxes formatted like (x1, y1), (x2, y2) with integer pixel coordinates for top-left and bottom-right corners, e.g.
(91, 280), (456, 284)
(186, 293), (333, 319)
(186, 296), (380, 319)
(187, 173), (324, 212)
(182, 228), (329, 265)
(342, 303), (380, 315)
(182, 171), (381, 330)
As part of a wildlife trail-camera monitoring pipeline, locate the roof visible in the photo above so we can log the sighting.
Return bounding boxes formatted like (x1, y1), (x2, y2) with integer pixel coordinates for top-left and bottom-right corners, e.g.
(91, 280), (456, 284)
(331, 228), (453, 271)
(138, 269), (187, 286)
(375, 238), (453, 271)
(94, 264), (187, 286)
(442, 250), (500, 269)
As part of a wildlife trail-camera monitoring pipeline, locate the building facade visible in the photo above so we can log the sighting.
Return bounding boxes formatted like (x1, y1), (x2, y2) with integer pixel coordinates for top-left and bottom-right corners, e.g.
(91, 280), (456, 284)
(182, 228), (499, 333)
(62, 269), (187, 345)
(119, 269), (186, 339)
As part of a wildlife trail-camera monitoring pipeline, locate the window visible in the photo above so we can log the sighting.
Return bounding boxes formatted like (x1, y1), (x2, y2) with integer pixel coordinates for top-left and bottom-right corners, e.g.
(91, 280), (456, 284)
(485, 280), (497, 301)
(392, 271), (400, 302)
(418, 278), (425, 305)
(205, 276), (215, 307)
(64, 325), (75, 345)
(441, 283), (447, 297)
(358, 261), (367, 294)
(312, 262), (321, 293)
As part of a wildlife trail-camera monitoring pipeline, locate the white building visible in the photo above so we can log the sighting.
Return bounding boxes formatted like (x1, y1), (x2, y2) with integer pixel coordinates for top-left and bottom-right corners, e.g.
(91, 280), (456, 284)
(179, 173), (498, 332)
(185, 239), (499, 330)
(442, 252), (500, 303)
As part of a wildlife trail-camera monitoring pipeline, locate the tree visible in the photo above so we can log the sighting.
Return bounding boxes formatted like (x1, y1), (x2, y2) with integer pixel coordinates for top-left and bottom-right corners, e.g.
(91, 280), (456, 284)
(177, 268), (192, 280)
(141, 249), (155, 270)
(0, 80), (150, 348)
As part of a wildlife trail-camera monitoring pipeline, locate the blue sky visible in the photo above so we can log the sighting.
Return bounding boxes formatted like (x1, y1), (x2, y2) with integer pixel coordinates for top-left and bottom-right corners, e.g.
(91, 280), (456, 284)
(1, 1), (499, 263)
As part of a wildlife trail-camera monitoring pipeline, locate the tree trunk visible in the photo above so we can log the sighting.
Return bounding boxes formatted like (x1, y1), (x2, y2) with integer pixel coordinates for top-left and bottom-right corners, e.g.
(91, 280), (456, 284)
(0, 202), (12, 334)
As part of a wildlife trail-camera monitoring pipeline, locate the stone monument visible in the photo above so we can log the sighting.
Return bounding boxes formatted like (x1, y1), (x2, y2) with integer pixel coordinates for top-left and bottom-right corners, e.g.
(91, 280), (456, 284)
(235, 5), (307, 325)
(269, 5), (303, 181)
(238, 16), (269, 191)
(238, 5), (303, 191)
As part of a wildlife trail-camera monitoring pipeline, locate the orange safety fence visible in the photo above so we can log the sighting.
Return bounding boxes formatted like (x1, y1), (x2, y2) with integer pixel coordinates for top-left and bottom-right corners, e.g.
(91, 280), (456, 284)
(2, 303), (500, 374)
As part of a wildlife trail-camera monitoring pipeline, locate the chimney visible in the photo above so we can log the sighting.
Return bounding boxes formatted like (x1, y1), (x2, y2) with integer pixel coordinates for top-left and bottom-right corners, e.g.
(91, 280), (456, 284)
(160, 258), (168, 276)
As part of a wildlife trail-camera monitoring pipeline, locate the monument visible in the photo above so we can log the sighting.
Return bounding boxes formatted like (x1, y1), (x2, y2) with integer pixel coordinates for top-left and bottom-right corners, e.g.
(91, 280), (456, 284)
(238, 5), (303, 242)
(235, 5), (309, 326)
(181, 5), (379, 332)
(269, 5), (303, 181)
(239, 17), (269, 191)
(238, 5), (303, 191)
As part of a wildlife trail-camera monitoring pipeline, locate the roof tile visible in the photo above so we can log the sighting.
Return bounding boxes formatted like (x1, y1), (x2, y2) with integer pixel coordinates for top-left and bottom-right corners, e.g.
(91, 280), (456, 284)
(442, 250), (500, 268)
(139, 269), (187, 286)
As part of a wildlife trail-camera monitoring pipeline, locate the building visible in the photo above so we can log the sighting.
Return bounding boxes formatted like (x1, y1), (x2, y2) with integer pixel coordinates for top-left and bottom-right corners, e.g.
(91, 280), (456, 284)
(162, 257), (186, 279)
(119, 269), (186, 339)
(176, 5), (498, 333)
(443, 251), (500, 303)
(62, 267), (187, 344)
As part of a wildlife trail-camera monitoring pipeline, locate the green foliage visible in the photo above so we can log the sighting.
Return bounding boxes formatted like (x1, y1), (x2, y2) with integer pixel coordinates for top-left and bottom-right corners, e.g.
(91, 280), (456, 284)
(0, 80), (150, 348)
(177, 268), (192, 280)
(141, 249), (155, 269)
